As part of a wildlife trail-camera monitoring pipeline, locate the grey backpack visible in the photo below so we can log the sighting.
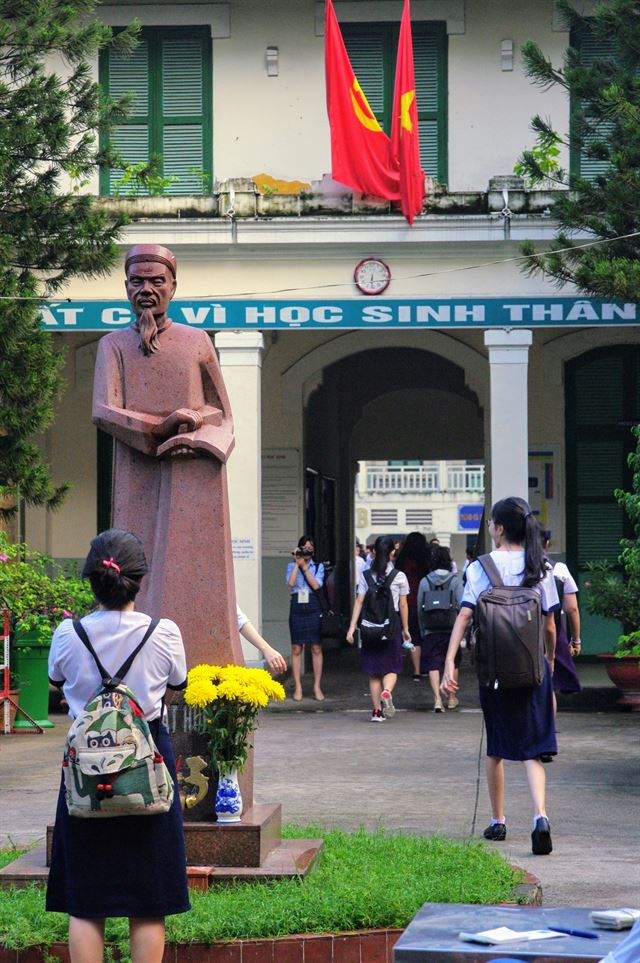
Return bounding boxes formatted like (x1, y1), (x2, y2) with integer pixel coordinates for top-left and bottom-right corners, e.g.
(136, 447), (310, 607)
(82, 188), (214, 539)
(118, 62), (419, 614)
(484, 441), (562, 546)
(473, 555), (545, 689)
(420, 573), (458, 632)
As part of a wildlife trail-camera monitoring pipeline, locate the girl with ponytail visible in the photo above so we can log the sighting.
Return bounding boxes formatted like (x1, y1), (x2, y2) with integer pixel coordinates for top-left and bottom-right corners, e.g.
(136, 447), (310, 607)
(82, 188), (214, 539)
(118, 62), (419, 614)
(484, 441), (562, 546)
(441, 497), (560, 856)
(346, 535), (412, 722)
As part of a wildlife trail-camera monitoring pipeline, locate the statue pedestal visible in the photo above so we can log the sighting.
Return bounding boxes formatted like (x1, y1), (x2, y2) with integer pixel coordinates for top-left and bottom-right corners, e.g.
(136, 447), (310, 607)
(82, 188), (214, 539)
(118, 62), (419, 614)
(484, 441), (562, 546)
(0, 820), (323, 889)
(183, 803), (281, 867)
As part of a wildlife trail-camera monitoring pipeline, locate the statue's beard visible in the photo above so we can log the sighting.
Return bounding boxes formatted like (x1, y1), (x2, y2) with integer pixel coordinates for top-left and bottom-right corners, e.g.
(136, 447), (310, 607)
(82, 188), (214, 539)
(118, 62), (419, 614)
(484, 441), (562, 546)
(132, 308), (170, 355)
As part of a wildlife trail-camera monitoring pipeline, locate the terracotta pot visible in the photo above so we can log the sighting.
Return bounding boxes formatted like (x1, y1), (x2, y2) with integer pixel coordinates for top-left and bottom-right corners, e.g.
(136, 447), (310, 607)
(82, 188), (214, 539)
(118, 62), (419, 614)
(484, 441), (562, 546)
(598, 654), (640, 711)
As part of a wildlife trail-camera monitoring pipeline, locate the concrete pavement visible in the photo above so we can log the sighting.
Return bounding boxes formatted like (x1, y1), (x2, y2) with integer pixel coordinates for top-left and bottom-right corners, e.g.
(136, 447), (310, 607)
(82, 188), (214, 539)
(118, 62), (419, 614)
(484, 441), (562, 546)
(1, 656), (638, 910)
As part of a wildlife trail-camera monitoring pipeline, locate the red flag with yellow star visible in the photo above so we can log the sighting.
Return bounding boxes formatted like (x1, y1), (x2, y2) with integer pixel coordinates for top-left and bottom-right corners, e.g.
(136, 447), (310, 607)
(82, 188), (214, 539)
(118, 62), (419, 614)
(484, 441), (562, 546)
(391, 0), (425, 224)
(325, 0), (400, 200)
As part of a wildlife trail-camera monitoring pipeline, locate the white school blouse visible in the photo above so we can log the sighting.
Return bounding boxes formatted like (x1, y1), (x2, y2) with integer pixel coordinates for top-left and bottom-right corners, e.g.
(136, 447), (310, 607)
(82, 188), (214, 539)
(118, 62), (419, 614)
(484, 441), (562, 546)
(552, 561), (579, 595)
(357, 561), (409, 612)
(461, 550), (559, 614)
(48, 610), (187, 721)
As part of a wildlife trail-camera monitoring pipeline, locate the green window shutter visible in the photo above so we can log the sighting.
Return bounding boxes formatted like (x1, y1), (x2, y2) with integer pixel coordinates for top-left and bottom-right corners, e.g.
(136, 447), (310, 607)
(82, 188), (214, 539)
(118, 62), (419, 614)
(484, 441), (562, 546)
(100, 28), (212, 196)
(102, 40), (150, 194)
(565, 346), (640, 651)
(574, 354), (624, 425)
(161, 36), (210, 194)
(413, 26), (447, 181)
(343, 27), (390, 130)
(342, 22), (448, 184)
(570, 27), (617, 182)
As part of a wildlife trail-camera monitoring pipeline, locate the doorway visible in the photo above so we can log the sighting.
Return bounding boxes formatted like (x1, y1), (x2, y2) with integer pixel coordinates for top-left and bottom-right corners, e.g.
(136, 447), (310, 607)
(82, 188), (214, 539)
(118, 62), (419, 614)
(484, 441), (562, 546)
(304, 345), (485, 621)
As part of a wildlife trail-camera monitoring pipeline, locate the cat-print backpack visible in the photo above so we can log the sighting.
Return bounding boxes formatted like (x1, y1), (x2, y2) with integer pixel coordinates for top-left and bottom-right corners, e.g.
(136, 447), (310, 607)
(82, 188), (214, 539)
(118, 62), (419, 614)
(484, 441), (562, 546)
(62, 619), (174, 817)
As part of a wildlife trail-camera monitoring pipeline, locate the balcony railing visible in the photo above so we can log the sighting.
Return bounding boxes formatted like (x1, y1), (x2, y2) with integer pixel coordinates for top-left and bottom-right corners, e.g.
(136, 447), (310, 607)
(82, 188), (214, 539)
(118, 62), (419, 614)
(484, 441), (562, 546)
(447, 466), (485, 493)
(367, 465), (440, 492)
(365, 464), (485, 494)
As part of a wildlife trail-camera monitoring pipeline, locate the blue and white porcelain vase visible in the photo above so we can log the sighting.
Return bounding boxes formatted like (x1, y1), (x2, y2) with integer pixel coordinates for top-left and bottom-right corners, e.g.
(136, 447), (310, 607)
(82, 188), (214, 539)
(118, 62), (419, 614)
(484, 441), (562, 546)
(214, 766), (242, 823)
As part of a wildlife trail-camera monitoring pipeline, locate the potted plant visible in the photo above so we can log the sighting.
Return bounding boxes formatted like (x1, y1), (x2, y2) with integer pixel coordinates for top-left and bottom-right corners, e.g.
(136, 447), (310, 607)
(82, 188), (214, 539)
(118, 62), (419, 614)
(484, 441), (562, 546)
(0, 533), (94, 728)
(184, 663), (285, 821)
(584, 424), (640, 710)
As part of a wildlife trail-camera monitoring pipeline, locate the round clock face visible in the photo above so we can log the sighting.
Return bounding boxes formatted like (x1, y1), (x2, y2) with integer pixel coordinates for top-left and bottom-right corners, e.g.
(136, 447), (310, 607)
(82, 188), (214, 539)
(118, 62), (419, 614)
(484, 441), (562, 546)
(354, 258), (391, 296)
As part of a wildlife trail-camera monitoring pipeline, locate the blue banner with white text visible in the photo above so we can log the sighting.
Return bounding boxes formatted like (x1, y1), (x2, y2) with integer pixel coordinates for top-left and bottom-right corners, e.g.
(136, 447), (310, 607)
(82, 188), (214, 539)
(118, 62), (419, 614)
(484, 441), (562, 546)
(39, 297), (639, 330)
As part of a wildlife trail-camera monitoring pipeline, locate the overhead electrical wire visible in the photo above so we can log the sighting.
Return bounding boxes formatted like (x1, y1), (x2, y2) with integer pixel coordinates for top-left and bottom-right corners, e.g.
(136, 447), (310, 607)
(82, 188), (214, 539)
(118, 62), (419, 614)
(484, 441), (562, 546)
(3, 228), (640, 302)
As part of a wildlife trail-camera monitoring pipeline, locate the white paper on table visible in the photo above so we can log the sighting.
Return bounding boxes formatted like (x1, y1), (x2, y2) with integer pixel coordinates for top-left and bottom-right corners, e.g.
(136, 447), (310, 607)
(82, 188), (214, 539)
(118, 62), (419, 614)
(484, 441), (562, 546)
(459, 926), (567, 945)
(590, 909), (640, 930)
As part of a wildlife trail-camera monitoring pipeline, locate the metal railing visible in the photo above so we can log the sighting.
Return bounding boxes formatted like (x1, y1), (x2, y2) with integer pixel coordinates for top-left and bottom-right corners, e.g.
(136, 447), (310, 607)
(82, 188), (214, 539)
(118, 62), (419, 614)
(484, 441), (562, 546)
(447, 465), (485, 493)
(365, 464), (485, 494)
(366, 465), (440, 492)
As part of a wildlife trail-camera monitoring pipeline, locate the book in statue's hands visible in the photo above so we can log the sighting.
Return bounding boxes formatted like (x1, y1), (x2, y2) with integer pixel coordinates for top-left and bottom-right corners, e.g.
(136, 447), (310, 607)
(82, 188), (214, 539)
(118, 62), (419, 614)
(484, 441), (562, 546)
(589, 909), (640, 930)
(459, 926), (566, 945)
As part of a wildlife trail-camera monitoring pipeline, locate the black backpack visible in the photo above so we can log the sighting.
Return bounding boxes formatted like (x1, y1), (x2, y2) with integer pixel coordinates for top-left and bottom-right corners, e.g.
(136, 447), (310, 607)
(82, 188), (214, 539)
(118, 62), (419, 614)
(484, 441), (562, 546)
(473, 554), (545, 689)
(359, 568), (398, 648)
(420, 573), (458, 632)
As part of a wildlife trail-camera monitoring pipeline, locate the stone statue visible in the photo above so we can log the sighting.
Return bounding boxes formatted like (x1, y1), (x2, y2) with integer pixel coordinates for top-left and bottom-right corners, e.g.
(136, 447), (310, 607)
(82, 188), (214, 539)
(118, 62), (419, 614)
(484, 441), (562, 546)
(92, 244), (245, 670)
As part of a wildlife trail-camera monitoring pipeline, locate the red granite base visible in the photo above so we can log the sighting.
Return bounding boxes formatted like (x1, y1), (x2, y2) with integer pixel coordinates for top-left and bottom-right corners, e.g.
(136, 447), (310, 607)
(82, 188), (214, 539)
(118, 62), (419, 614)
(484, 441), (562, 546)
(183, 803), (282, 867)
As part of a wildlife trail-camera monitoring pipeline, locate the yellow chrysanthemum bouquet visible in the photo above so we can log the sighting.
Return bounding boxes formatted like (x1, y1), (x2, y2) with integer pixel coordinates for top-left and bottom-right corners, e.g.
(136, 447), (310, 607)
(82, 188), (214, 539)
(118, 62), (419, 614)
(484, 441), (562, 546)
(184, 664), (285, 776)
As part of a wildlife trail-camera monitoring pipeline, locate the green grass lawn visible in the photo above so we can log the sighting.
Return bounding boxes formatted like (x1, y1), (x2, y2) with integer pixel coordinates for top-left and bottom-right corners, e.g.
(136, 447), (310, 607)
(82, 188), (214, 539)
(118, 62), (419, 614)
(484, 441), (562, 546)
(0, 825), (522, 952)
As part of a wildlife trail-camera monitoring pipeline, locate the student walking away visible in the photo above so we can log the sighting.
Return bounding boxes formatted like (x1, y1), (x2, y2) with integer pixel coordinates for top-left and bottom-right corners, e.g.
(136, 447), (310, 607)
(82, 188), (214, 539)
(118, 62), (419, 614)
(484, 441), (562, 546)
(395, 532), (432, 681)
(462, 546), (477, 580)
(541, 530), (582, 696)
(441, 497), (559, 856)
(417, 545), (463, 712)
(346, 534), (411, 721)
(286, 535), (325, 701)
(236, 603), (287, 675)
(46, 529), (190, 963)
(354, 541), (367, 585)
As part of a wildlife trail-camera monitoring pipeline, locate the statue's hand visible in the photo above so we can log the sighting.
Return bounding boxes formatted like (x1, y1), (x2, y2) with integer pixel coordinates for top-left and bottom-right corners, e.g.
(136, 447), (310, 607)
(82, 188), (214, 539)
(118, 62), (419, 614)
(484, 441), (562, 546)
(153, 408), (204, 439)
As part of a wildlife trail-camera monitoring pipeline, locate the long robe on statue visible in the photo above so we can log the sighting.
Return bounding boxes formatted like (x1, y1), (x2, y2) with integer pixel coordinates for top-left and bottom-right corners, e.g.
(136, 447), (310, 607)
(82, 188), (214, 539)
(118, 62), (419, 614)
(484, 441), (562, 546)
(92, 322), (244, 671)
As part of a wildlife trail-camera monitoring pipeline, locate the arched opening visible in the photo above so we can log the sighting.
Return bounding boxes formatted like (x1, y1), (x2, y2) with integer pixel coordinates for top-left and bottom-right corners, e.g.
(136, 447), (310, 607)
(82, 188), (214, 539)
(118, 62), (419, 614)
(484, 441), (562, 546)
(303, 347), (485, 619)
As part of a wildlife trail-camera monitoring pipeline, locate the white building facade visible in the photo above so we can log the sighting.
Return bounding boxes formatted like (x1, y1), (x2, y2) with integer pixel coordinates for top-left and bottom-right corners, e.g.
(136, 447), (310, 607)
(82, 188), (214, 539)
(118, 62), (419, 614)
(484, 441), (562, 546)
(23, 0), (640, 657)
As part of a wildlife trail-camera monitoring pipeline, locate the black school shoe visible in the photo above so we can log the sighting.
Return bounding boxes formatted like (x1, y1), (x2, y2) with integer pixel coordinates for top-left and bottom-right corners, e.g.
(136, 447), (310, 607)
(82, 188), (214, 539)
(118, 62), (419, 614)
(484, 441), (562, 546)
(483, 822), (506, 841)
(532, 816), (553, 855)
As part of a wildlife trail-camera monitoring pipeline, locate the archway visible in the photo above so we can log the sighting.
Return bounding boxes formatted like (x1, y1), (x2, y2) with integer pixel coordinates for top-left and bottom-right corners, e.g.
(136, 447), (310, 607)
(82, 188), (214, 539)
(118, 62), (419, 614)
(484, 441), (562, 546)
(303, 346), (484, 618)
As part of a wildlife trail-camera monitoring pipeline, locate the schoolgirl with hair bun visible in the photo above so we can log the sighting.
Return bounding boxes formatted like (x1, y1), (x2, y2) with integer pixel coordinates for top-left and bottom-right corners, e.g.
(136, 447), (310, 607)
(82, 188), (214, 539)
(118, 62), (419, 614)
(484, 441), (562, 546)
(47, 529), (190, 962)
(441, 497), (560, 857)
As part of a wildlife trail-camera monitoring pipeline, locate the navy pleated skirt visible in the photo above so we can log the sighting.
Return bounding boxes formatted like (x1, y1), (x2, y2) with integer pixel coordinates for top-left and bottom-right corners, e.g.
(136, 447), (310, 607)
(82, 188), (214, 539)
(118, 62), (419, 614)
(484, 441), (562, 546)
(480, 660), (557, 762)
(289, 591), (323, 645)
(360, 617), (403, 677)
(420, 632), (462, 674)
(553, 622), (582, 694)
(46, 723), (190, 919)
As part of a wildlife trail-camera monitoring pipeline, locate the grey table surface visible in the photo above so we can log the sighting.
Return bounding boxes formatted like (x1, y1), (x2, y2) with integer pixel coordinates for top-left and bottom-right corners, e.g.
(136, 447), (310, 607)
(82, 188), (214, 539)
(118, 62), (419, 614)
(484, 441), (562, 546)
(393, 905), (632, 962)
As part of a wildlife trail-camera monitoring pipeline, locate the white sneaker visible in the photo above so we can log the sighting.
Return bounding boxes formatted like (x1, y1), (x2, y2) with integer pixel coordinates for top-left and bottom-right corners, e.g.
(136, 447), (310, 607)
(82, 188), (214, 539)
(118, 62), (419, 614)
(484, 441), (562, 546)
(371, 708), (386, 722)
(381, 689), (396, 717)
(447, 696), (459, 710)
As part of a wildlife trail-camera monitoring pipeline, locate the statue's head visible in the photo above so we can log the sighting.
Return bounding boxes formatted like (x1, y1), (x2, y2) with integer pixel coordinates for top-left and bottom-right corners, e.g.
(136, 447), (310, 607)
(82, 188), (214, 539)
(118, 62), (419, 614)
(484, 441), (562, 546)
(124, 244), (177, 355)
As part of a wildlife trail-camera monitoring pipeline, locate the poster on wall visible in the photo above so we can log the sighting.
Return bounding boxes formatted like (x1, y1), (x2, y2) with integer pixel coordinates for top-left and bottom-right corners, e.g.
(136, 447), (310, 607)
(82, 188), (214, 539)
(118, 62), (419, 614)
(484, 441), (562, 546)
(528, 446), (562, 551)
(262, 449), (300, 557)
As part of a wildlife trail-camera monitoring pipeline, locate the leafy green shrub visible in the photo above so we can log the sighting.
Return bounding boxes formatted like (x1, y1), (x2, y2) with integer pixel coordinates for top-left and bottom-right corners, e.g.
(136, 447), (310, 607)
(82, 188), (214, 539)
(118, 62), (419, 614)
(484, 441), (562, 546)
(585, 425), (640, 654)
(0, 533), (94, 634)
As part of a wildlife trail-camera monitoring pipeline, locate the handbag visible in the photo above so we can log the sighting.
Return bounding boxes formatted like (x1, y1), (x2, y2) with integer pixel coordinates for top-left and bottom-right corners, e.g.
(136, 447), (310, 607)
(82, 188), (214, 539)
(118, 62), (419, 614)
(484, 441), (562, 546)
(314, 583), (344, 639)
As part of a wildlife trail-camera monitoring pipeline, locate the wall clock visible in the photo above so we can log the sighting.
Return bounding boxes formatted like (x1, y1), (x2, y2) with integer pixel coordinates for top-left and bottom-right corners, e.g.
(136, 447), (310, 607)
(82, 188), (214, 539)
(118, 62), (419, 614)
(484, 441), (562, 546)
(354, 258), (391, 296)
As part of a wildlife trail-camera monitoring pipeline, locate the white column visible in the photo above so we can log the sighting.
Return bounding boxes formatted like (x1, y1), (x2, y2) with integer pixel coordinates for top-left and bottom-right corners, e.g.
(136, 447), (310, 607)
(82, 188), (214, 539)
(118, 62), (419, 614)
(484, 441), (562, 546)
(484, 329), (532, 505)
(215, 332), (264, 663)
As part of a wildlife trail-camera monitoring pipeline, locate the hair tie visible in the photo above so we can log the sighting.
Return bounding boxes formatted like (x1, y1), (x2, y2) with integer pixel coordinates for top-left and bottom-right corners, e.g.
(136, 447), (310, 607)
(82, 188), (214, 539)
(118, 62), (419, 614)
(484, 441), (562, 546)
(102, 557), (121, 574)
(524, 512), (533, 520)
